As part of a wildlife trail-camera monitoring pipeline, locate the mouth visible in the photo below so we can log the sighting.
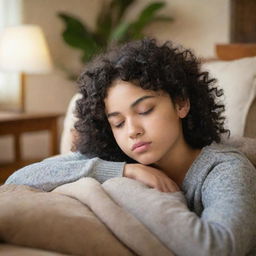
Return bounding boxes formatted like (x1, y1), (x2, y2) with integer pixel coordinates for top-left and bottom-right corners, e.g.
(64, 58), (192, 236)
(132, 142), (152, 153)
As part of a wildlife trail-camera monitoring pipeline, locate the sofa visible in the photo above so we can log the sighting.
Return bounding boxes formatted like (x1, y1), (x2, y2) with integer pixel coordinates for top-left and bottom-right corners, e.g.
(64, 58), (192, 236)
(1, 46), (256, 256)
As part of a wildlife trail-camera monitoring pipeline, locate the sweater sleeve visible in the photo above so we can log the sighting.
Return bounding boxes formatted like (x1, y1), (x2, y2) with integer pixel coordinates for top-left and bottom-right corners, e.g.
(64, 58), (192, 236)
(4, 152), (126, 191)
(199, 159), (256, 255)
(174, 162), (256, 256)
(113, 156), (256, 256)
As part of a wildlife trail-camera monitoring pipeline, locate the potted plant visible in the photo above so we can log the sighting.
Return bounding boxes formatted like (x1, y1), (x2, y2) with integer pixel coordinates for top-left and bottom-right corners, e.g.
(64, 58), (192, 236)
(58, 0), (173, 79)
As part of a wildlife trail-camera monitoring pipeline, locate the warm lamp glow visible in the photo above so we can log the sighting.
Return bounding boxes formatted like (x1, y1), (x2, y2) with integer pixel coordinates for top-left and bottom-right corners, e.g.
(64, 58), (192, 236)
(0, 24), (53, 112)
(0, 25), (52, 73)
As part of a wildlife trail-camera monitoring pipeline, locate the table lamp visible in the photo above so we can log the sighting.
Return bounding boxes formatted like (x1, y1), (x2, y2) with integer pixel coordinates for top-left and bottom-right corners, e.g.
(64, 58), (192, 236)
(0, 24), (52, 112)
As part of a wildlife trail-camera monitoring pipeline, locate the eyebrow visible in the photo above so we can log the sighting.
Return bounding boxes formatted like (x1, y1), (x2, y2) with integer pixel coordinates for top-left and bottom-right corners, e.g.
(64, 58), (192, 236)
(107, 95), (155, 118)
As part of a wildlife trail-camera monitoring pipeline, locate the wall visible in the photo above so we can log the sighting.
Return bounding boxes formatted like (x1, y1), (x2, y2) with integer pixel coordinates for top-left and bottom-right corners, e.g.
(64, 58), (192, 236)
(127, 0), (230, 57)
(0, 0), (230, 162)
(23, 0), (103, 114)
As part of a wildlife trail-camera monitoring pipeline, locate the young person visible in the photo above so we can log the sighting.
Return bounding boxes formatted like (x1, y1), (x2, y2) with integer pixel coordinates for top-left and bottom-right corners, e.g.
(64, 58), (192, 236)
(5, 38), (256, 255)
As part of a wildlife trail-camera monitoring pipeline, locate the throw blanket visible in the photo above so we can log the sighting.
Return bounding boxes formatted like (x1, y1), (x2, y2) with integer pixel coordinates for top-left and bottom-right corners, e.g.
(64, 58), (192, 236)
(0, 177), (180, 256)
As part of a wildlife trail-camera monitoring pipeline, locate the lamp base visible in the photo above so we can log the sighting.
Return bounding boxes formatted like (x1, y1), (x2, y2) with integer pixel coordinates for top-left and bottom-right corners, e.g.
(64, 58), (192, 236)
(20, 72), (26, 113)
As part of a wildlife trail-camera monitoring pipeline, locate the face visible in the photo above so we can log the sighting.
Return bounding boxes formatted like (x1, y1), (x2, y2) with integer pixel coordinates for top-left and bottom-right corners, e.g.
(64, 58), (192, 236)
(104, 80), (190, 165)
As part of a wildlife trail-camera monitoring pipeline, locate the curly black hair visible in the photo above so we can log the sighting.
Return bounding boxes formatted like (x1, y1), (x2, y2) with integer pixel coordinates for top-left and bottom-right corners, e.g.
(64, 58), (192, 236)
(74, 38), (228, 162)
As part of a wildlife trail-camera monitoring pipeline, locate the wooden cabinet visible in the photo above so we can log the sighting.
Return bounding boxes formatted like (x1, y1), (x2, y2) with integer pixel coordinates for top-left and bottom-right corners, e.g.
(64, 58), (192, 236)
(230, 0), (256, 43)
(0, 112), (62, 183)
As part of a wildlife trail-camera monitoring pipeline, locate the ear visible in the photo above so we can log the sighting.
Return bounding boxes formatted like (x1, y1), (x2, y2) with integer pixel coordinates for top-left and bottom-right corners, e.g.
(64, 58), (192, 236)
(175, 98), (190, 119)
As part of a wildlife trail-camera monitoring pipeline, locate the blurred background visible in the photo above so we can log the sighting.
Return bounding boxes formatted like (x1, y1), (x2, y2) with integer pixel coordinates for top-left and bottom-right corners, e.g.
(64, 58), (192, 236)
(0, 0), (255, 178)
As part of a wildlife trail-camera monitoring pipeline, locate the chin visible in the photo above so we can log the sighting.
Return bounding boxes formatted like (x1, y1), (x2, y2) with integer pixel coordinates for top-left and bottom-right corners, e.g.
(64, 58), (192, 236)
(133, 155), (159, 166)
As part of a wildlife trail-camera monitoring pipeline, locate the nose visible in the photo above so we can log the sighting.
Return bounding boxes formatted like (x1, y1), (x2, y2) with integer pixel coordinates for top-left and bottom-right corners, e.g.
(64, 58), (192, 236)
(127, 118), (144, 139)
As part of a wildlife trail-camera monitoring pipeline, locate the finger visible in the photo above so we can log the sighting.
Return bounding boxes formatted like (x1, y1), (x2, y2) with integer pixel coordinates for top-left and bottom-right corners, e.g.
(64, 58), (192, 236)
(166, 180), (180, 193)
(154, 180), (166, 192)
(159, 180), (171, 193)
(171, 181), (181, 191)
(163, 182), (172, 193)
(155, 183), (164, 192)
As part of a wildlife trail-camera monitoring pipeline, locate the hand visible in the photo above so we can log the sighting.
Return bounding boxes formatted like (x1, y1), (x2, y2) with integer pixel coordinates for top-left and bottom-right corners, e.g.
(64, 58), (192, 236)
(124, 163), (180, 193)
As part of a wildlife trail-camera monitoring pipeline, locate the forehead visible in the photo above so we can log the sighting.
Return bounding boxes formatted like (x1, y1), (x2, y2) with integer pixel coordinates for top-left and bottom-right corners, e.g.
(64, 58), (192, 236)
(104, 80), (159, 110)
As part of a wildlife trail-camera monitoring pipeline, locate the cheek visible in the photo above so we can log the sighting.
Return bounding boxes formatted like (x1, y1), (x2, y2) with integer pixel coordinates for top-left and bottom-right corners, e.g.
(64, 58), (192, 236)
(112, 132), (121, 146)
(112, 131), (129, 152)
(149, 112), (181, 140)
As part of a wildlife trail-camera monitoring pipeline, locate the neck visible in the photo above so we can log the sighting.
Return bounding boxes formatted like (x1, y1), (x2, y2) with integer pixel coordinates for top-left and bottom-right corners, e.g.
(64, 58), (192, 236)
(153, 139), (201, 188)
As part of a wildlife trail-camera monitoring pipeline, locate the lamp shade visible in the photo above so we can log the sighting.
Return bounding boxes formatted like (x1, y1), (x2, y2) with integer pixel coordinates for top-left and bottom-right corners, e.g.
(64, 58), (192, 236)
(0, 25), (52, 74)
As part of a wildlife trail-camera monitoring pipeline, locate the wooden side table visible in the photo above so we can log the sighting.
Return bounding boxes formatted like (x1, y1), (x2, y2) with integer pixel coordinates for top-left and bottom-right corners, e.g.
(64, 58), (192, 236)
(0, 112), (62, 183)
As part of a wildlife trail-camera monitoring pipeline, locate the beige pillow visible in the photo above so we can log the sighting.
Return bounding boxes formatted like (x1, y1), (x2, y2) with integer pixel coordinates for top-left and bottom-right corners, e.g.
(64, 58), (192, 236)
(0, 244), (66, 256)
(0, 184), (132, 256)
(202, 57), (256, 137)
(60, 93), (81, 154)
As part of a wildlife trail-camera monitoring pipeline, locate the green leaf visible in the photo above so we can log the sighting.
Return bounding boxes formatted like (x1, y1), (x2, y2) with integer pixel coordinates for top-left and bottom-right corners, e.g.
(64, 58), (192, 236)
(151, 15), (174, 22)
(111, 0), (135, 24)
(130, 2), (167, 38)
(81, 50), (97, 63)
(95, 1), (115, 44)
(58, 13), (98, 52)
(139, 2), (165, 21)
(95, 0), (135, 42)
(57, 0), (173, 69)
(109, 22), (131, 42)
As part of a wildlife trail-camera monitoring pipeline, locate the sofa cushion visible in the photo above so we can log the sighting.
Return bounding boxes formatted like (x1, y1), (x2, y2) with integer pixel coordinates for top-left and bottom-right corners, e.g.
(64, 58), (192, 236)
(202, 57), (256, 137)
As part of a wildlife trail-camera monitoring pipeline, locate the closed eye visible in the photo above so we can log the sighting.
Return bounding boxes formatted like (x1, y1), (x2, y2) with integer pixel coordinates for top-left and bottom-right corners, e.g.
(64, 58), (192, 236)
(113, 107), (154, 129)
(139, 107), (154, 115)
(115, 121), (124, 128)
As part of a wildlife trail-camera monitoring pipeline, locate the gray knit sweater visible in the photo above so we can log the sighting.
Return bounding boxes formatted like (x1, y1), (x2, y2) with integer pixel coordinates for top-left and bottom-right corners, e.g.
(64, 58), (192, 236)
(5, 143), (256, 255)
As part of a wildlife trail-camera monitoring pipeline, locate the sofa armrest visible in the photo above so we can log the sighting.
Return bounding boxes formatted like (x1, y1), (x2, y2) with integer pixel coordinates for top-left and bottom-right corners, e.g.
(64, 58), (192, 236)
(60, 93), (82, 154)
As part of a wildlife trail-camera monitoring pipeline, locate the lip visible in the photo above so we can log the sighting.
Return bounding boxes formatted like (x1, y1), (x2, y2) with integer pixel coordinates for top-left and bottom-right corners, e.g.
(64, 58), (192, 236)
(131, 141), (151, 151)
